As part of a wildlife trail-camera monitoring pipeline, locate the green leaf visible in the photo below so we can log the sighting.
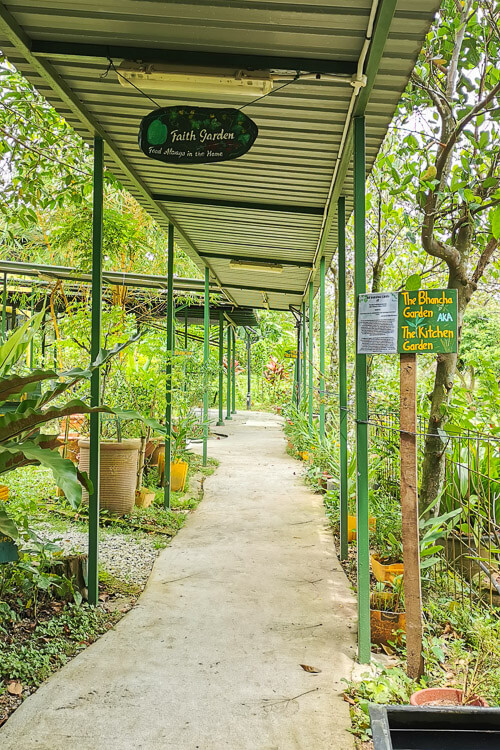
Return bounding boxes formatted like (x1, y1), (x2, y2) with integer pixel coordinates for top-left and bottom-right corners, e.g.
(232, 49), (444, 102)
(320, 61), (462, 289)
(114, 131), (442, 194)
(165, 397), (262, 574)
(1, 441), (84, 509)
(0, 399), (111, 443)
(490, 205), (500, 240)
(0, 503), (19, 540)
(405, 274), (421, 291)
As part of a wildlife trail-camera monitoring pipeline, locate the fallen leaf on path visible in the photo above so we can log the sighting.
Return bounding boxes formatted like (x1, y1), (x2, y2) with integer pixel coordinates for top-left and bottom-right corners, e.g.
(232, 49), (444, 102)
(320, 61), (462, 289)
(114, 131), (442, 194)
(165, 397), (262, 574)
(300, 664), (322, 674)
(7, 681), (22, 696)
(381, 644), (395, 655)
(343, 693), (356, 705)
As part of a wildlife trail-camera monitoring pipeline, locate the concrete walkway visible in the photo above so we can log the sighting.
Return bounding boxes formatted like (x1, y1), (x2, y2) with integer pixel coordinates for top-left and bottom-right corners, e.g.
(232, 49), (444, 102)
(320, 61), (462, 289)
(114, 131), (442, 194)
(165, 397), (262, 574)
(1, 412), (357, 750)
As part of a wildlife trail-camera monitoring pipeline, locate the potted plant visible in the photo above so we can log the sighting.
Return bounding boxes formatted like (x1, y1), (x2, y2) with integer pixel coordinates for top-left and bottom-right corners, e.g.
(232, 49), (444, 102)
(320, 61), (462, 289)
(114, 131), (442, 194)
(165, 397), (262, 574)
(157, 408), (202, 493)
(348, 514), (377, 542)
(371, 532), (404, 583)
(370, 577), (406, 646)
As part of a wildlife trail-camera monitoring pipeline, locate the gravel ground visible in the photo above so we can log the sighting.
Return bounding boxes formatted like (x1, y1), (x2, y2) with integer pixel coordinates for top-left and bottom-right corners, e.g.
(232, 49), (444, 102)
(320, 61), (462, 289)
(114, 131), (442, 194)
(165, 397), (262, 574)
(34, 523), (161, 587)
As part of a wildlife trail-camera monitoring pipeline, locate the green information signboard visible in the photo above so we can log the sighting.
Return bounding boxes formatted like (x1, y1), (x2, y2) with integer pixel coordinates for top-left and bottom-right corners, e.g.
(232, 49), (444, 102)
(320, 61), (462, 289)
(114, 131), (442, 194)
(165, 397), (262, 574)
(398, 289), (458, 354)
(357, 289), (458, 355)
(0, 535), (18, 563)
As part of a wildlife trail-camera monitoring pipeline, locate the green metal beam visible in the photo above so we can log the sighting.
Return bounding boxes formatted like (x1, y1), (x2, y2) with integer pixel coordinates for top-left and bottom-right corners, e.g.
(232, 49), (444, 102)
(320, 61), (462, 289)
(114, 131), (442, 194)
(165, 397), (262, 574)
(354, 116), (370, 665)
(199, 251), (313, 269)
(203, 267), (210, 465)
(231, 327), (236, 415)
(164, 223), (175, 508)
(31, 40), (358, 77)
(88, 135), (103, 607)
(308, 281), (314, 427)
(319, 256), (326, 440)
(217, 311), (224, 426)
(152, 193), (325, 216)
(338, 197), (349, 562)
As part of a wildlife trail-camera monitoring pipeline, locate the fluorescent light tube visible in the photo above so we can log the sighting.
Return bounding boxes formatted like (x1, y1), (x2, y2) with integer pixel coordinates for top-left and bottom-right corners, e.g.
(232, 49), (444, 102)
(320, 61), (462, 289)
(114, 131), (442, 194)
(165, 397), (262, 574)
(229, 260), (283, 273)
(118, 62), (273, 97)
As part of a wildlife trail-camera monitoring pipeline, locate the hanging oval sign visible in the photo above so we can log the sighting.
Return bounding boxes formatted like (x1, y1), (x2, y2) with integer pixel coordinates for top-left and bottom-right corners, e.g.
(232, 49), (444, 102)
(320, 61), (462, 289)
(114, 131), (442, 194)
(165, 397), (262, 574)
(138, 106), (258, 165)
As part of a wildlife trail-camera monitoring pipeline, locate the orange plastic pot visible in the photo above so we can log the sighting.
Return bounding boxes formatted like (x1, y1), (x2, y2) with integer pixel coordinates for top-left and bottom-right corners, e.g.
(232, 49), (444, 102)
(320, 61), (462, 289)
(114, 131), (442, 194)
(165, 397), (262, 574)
(347, 515), (376, 542)
(370, 593), (406, 645)
(371, 554), (404, 584)
(410, 688), (488, 707)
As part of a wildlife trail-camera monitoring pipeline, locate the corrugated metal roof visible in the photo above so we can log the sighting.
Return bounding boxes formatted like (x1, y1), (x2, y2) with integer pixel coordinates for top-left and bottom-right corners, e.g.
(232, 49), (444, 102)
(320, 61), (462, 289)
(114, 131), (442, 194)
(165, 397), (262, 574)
(0, 1), (440, 310)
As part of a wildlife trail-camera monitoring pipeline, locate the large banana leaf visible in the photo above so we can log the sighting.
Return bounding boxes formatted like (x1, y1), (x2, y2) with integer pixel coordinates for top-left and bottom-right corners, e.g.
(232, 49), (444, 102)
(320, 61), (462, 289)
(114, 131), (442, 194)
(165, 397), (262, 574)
(0, 400), (111, 442)
(1, 439), (86, 509)
(0, 310), (45, 377)
(0, 503), (18, 540)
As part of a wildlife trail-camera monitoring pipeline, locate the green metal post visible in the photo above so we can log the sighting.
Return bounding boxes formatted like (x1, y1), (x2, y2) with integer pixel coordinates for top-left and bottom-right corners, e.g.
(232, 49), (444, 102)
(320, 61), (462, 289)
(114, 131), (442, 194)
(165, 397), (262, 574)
(354, 116), (370, 664)
(319, 256), (326, 440)
(308, 281), (314, 426)
(231, 327), (236, 414)
(183, 310), (188, 393)
(202, 267), (210, 465)
(29, 295), (35, 369)
(338, 197), (349, 562)
(163, 223), (174, 509)
(226, 323), (232, 420)
(217, 311), (224, 426)
(301, 301), (307, 404)
(246, 331), (251, 410)
(1, 272), (6, 342)
(295, 319), (301, 407)
(88, 135), (103, 606)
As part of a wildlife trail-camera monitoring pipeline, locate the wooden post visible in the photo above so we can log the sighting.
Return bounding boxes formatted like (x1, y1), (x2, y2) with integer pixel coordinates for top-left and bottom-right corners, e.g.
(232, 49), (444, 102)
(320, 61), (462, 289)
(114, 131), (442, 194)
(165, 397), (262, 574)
(400, 352), (424, 679)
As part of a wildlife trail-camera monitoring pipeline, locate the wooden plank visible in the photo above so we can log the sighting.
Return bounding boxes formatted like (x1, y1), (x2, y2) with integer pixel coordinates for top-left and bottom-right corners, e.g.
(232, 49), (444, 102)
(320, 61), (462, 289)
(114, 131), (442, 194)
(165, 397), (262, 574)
(400, 352), (424, 679)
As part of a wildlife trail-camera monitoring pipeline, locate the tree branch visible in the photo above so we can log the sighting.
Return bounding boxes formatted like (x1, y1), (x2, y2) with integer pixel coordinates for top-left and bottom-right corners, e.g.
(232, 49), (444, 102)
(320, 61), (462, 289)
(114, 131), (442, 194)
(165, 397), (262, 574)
(471, 237), (499, 287)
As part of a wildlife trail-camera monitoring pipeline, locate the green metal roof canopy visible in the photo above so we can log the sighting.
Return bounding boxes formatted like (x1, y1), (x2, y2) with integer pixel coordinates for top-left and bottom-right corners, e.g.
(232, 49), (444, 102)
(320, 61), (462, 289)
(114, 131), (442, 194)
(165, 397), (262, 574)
(0, 1), (440, 311)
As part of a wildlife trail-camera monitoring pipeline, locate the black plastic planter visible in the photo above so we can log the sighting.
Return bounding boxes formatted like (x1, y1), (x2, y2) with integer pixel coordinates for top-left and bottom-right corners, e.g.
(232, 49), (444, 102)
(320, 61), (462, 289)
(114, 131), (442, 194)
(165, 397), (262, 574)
(369, 704), (500, 749)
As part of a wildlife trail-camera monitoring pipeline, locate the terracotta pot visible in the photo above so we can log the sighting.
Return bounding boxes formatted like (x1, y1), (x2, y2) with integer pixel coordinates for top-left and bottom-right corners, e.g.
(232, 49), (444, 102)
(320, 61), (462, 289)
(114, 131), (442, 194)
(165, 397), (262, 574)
(371, 554), (404, 584)
(348, 515), (376, 542)
(58, 434), (80, 464)
(370, 593), (406, 645)
(410, 687), (488, 707)
(78, 439), (140, 516)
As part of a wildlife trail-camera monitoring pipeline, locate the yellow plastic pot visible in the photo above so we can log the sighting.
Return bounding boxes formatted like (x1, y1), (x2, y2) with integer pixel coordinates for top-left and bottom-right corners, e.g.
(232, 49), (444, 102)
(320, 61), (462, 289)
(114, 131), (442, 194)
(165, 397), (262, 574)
(170, 460), (188, 492)
(347, 515), (376, 542)
(0, 485), (8, 501)
(371, 554), (404, 584)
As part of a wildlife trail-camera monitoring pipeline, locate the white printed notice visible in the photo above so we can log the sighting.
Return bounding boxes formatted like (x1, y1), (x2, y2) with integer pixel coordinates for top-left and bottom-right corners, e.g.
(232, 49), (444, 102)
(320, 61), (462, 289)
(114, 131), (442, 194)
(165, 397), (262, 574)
(357, 292), (398, 354)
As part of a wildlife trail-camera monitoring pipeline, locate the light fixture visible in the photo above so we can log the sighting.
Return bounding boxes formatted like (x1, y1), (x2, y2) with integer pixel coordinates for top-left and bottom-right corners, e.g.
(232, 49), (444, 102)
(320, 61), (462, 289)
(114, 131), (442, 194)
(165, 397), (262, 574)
(229, 260), (283, 274)
(117, 62), (274, 97)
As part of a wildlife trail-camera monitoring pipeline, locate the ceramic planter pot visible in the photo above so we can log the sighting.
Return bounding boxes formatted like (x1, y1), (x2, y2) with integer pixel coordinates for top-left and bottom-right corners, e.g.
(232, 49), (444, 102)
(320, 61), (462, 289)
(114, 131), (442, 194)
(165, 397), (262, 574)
(371, 554), (404, 584)
(410, 687), (488, 707)
(78, 439), (141, 516)
(370, 593), (406, 645)
(348, 515), (376, 542)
